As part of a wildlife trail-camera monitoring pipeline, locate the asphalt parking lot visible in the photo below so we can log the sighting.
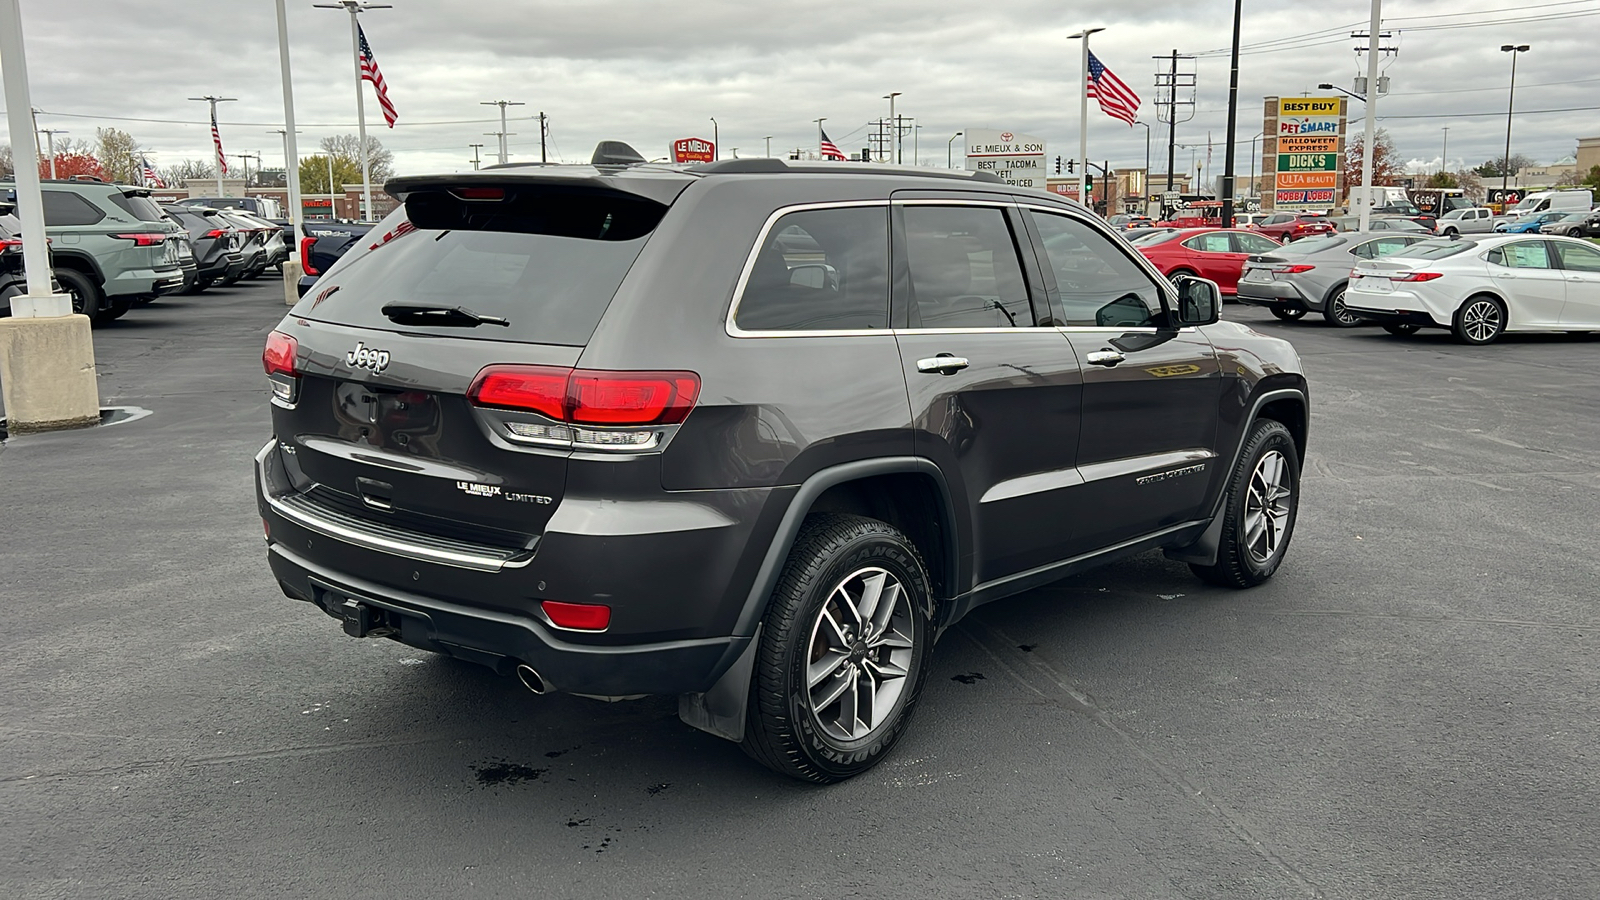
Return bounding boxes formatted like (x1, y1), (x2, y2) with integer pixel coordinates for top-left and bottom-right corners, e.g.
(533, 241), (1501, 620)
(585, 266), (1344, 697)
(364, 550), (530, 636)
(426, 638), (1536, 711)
(2, 278), (1597, 900)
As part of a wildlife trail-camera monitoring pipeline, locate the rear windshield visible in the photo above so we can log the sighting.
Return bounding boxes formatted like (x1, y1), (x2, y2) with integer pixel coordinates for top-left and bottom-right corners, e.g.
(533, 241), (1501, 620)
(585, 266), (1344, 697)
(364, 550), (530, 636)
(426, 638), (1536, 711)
(1275, 236), (1344, 255)
(298, 208), (655, 346)
(1393, 240), (1474, 260)
(109, 193), (166, 222)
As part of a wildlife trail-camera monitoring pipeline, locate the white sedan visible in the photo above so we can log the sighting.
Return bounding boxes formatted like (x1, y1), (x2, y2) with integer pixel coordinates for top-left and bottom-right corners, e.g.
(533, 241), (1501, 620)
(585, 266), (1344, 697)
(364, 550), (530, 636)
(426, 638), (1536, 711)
(1344, 234), (1600, 344)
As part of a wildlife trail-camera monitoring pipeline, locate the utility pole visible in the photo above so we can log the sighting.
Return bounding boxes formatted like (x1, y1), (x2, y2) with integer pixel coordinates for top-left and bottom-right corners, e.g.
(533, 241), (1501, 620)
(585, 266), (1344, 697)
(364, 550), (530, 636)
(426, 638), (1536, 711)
(539, 111), (548, 163)
(231, 152), (261, 188)
(469, 143), (484, 170)
(189, 95), (237, 197)
(315, 1), (391, 221)
(764, 135), (773, 158)
(1153, 50), (1195, 196)
(1356, 0), (1381, 234)
(1440, 127), (1449, 176)
(884, 92), (901, 163)
(478, 99), (524, 165)
(1220, 0), (1244, 227)
(36, 127), (65, 180)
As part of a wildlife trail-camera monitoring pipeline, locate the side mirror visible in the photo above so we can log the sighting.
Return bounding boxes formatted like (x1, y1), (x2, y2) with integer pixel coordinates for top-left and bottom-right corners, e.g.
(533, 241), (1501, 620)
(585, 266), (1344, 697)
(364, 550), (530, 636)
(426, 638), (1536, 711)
(1169, 274), (1220, 327)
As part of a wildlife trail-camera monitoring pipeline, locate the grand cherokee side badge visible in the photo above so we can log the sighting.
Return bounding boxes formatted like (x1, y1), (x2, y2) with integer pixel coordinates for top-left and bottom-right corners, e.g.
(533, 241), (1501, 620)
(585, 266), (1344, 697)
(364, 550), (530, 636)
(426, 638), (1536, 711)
(347, 342), (391, 373)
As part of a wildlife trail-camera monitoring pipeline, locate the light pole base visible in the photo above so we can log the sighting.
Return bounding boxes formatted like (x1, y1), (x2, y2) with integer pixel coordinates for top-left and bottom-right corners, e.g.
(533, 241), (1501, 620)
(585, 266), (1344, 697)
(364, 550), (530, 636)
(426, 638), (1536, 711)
(0, 311), (101, 433)
(9, 293), (72, 318)
(282, 257), (303, 307)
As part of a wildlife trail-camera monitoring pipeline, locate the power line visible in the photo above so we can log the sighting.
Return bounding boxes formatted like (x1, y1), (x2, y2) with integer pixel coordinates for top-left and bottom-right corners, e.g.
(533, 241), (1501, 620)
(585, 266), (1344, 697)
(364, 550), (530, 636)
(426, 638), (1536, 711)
(5, 108), (546, 129)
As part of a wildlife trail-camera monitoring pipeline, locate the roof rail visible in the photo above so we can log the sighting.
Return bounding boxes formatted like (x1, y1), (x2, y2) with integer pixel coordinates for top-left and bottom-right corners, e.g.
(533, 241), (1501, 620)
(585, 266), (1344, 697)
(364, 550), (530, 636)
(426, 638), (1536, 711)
(690, 158), (1004, 183)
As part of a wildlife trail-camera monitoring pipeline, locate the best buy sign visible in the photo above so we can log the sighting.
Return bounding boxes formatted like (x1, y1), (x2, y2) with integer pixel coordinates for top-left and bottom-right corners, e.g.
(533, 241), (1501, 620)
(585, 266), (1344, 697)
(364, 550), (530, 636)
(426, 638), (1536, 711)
(1278, 152), (1338, 172)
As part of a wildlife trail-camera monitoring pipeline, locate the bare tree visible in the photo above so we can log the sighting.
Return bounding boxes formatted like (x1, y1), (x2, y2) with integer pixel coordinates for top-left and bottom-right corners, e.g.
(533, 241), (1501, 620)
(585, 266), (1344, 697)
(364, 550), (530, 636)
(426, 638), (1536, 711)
(161, 159), (217, 187)
(0, 144), (12, 179)
(319, 134), (393, 183)
(96, 128), (142, 185)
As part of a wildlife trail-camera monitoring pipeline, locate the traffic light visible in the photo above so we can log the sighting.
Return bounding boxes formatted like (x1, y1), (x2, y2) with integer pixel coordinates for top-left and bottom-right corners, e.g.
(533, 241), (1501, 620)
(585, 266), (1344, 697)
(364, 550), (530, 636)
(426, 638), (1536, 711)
(1054, 156), (1061, 174)
(1085, 173), (1093, 190)
(1065, 159), (1075, 174)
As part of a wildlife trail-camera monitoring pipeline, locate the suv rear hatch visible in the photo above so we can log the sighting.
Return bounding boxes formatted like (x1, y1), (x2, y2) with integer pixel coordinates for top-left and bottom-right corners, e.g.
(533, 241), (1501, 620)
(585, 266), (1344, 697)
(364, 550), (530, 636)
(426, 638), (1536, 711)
(265, 170), (693, 568)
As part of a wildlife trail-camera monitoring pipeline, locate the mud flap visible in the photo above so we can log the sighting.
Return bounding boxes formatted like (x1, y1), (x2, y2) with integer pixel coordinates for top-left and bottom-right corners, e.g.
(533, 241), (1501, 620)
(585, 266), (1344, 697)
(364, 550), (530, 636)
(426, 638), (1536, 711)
(677, 626), (761, 743)
(1163, 509), (1225, 566)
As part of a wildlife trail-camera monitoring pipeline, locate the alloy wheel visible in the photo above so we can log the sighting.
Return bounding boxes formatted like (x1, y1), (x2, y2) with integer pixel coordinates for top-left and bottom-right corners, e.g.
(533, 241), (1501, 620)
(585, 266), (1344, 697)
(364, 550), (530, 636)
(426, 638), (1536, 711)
(805, 566), (916, 743)
(1330, 290), (1359, 326)
(1461, 299), (1502, 343)
(1244, 450), (1293, 565)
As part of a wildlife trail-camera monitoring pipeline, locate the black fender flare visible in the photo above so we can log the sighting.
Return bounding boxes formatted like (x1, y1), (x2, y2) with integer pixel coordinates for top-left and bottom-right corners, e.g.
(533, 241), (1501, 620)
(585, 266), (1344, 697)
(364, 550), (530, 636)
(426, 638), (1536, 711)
(1165, 386), (1309, 566)
(679, 456), (961, 742)
(46, 249), (107, 286)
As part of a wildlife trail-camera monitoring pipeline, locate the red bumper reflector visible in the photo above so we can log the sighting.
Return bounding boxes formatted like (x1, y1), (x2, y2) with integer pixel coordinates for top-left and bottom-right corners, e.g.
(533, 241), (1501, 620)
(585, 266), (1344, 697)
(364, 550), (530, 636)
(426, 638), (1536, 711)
(542, 600), (612, 631)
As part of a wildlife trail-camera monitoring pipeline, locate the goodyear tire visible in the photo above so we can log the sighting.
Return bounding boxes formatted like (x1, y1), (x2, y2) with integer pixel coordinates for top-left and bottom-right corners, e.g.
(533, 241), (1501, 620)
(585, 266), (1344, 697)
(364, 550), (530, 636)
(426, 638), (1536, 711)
(742, 514), (933, 783)
(1190, 419), (1300, 589)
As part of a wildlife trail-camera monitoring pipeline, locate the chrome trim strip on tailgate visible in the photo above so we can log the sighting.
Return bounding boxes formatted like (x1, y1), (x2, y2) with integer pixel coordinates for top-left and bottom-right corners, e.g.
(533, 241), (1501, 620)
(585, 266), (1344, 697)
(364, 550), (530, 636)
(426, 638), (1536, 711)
(266, 490), (535, 573)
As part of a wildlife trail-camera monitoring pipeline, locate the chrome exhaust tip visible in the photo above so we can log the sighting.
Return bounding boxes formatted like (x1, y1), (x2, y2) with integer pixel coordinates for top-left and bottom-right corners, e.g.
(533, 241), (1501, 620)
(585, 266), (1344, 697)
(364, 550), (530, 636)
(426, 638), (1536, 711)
(515, 664), (548, 695)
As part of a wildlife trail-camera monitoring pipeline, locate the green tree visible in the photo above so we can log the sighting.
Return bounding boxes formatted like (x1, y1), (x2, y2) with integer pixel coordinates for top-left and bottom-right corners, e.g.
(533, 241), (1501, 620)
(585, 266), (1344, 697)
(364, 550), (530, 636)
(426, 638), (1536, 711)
(1475, 154), (1534, 178)
(319, 133), (393, 184)
(1582, 165), (1600, 190)
(1425, 171), (1458, 189)
(299, 154), (364, 195)
(95, 128), (142, 185)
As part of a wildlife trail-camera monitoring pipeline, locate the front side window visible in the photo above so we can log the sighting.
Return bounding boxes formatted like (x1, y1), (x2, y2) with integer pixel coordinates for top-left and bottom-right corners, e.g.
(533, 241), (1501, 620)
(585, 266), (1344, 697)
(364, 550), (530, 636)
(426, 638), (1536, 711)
(41, 191), (106, 226)
(734, 206), (890, 332)
(1555, 241), (1600, 273)
(1029, 210), (1162, 328)
(902, 205), (1032, 329)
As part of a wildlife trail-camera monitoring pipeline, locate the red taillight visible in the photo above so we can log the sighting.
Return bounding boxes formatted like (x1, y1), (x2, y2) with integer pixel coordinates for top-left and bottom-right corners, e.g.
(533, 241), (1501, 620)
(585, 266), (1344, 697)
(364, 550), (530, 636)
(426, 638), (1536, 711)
(0, 238), (21, 252)
(111, 232), (167, 246)
(468, 365), (569, 419)
(203, 228), (227, 240)
(1272, 264), (1316, 274)
(468, 366), (701, 426)
(453, 187), (505, 200)
(263, 331), (299, 376)
(1393, 272), (1444, 283)
(299, 236), (319, 276)
(541, 600), (611, 631)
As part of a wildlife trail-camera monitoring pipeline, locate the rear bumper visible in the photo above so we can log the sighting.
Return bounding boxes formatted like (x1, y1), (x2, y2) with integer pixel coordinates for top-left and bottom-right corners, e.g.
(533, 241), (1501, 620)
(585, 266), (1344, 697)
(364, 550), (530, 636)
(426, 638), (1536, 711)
(1342, 306), (1440, 327)
(254, 440), (768, 696)
(1235, 279), (1309, 308)
(107, 266), (185, 299)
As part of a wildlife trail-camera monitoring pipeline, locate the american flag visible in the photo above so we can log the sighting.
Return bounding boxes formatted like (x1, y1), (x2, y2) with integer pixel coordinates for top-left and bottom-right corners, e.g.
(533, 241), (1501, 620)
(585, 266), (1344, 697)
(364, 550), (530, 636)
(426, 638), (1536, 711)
(819, 127), (846, 161)
(1086, 50), (1141, 125)
(140, 154), (166, 188)
(211, 106), (228, 174)
(359, 25), (398, 128)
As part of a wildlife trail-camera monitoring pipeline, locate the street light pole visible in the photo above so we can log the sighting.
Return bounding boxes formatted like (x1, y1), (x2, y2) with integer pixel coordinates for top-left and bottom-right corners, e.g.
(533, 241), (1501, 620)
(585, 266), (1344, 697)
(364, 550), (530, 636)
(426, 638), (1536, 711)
(1440, 127), (1449, 176)
(1068, 28), (1105, 205)
(1134, 121), (1150, 210)
(710, 118), (718, 160)
(273, 0), (304, 250)
(883, 92), (901, 163)
(478, 100), (524, 165)
(948, 131), (963, 169)
(764, 135), (773, 158)
(1356, 0), (1381, 235)
(1500, 44), (1530, 198)
(189, 96), (237, 197)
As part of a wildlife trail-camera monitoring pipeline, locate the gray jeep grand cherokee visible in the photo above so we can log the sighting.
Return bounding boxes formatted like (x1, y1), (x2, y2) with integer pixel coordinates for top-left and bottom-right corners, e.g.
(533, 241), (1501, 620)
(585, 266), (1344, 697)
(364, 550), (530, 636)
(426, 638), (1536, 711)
(256, 151), (1308, 782)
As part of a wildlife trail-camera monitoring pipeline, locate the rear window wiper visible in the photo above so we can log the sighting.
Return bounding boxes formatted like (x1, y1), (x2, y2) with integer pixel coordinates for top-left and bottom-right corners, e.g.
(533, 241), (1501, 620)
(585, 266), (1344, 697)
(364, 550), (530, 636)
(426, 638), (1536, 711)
(379, 302), (510, 327)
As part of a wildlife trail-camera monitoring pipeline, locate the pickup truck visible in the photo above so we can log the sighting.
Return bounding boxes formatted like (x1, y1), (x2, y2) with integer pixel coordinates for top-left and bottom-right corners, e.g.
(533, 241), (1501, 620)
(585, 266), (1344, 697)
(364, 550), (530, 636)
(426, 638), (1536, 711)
(294, 222), (374, 297)
(1432, 207), (1499, 237)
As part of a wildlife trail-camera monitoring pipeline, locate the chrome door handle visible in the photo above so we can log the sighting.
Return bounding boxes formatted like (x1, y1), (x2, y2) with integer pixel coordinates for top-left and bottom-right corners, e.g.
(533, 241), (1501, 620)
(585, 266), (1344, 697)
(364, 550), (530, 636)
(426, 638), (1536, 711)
(916, 355), (969, 375)
(1085, 349), (1125, 367)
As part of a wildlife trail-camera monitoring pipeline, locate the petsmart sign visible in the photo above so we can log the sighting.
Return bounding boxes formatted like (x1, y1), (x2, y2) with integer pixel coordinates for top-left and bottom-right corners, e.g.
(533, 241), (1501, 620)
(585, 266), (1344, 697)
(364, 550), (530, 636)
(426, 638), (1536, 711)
(965, 128), (1047, 190)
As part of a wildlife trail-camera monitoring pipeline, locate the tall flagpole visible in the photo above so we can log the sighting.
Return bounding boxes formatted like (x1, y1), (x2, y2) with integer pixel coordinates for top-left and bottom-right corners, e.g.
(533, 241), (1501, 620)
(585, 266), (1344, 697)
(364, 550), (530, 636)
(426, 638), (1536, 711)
(347, 10), (372, 221)
(1070, 28), (1104, 207)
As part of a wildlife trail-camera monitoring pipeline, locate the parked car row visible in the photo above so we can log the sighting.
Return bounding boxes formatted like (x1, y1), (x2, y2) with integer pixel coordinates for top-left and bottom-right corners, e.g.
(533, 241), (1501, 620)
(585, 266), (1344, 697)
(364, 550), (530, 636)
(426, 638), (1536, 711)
(0, 177), (288, 323)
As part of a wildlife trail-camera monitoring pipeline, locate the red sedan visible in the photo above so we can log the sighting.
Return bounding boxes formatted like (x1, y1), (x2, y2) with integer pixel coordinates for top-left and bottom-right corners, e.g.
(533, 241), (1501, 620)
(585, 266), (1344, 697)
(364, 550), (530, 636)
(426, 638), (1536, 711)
(1135, 228), (1282, 296)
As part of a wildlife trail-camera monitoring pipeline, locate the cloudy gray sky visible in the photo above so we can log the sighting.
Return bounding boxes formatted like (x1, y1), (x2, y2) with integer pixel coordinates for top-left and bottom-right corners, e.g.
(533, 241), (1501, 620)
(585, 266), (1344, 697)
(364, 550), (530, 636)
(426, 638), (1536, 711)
(5, 0), (1598, 181)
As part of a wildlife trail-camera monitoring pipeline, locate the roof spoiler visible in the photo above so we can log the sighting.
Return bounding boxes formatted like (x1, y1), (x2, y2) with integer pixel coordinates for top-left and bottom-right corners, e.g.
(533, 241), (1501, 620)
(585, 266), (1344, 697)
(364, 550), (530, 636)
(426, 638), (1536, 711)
(591, 141), (646, 166)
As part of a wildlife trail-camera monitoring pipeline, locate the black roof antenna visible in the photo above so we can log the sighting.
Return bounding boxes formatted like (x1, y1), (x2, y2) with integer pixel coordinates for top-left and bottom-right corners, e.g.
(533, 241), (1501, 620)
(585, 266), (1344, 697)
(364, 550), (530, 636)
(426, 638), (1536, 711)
(592, 141), (646, 166)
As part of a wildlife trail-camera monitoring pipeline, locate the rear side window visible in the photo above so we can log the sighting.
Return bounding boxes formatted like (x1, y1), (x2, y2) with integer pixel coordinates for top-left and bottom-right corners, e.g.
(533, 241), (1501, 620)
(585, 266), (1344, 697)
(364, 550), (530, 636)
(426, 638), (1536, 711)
(1233, 232), (1279, 253)
(1183, 233), (1232, 253)
(1279, 236), (1342, 255)
(108, 193), (166, 222)
(301, 190), (667, 346)
(734, 206), (889, 331)
(41, 191), (106, 226)
(1396, 240), (1473, 261)
(902, 205), (1032, 329)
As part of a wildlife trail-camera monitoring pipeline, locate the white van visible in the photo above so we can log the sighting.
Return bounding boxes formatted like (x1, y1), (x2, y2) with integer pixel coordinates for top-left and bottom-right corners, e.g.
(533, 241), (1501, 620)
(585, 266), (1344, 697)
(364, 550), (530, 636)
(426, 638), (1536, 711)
(1347, 185), (1410, 209)
(1508, 189), (1593, 215)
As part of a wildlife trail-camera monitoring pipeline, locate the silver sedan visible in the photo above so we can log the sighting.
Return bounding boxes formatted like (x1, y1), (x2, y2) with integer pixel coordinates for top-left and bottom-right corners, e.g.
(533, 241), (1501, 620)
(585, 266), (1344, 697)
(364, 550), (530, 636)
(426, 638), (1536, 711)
(1235, 233), (1433, 326)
